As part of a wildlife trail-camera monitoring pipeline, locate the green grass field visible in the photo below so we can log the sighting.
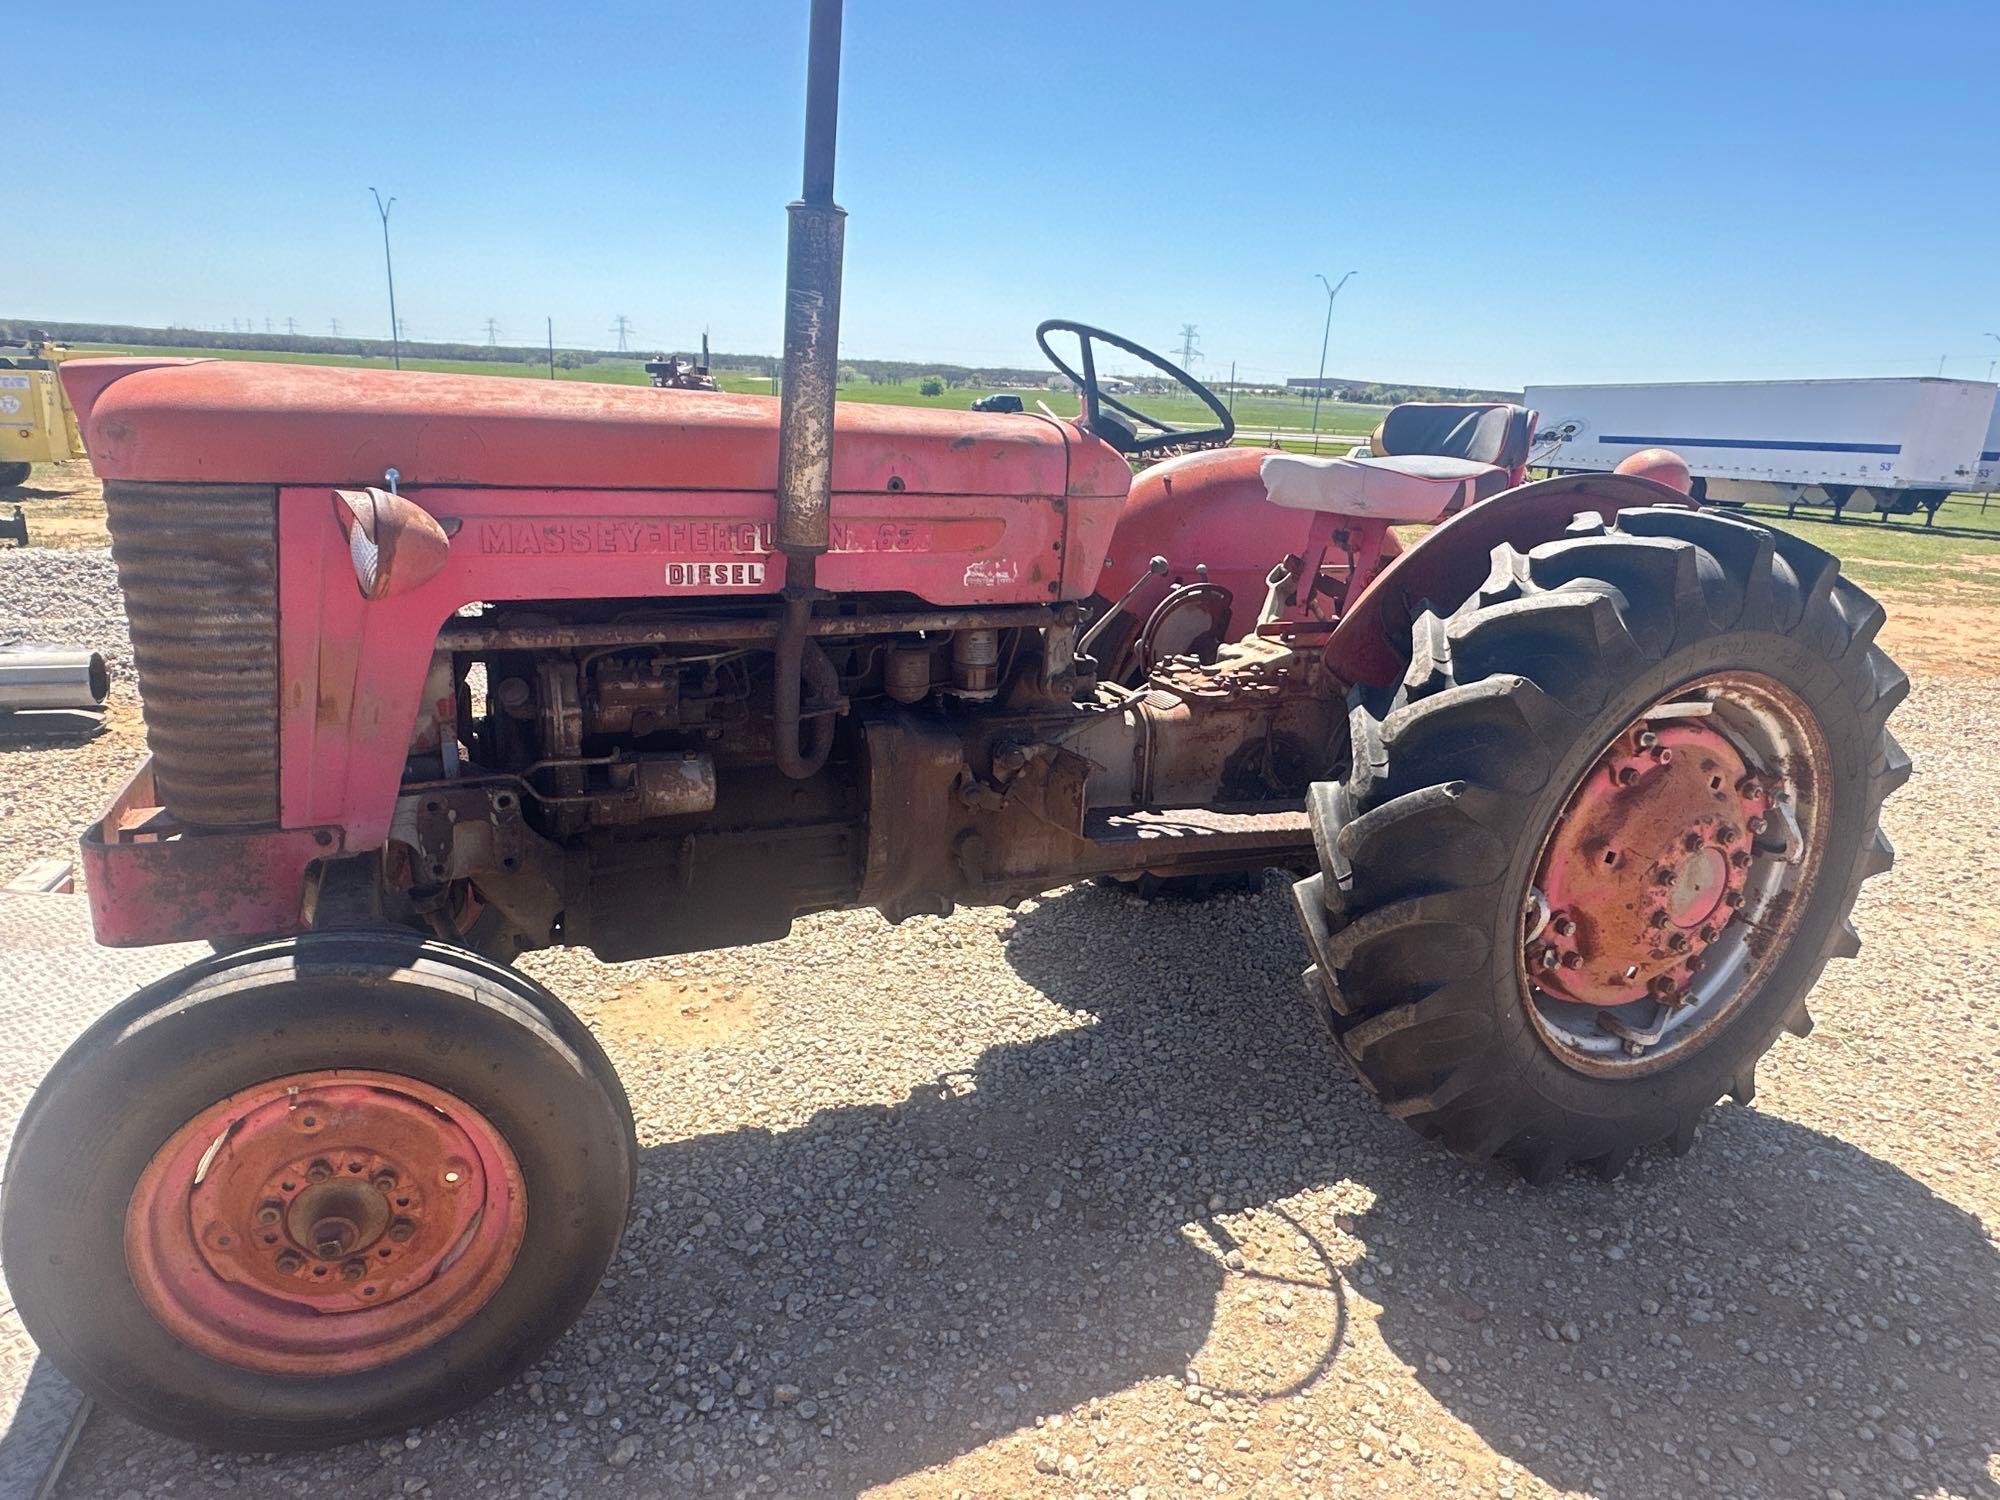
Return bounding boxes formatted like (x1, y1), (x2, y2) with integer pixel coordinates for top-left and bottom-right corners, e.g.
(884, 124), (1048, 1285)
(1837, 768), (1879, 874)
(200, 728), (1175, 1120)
(71, 343), (1387, 444)
(1743, 495), (2000, 606)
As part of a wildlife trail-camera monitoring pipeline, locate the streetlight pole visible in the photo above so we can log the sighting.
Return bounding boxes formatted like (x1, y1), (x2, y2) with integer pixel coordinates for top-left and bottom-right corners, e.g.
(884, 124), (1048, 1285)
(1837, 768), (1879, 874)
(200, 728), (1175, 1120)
(1310, 270), (1357, 454)
(370, 188), (401, 371)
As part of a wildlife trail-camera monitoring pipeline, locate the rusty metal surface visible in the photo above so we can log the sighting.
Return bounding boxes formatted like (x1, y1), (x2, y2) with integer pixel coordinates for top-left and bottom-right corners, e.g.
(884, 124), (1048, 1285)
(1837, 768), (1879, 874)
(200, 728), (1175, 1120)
(774, 199), (846, 557)
(0, 890), (203, 1497)
(434, 603), (1060, 653)
(81, 758), (337, 947)
(103, 480), (279, 827)
(1532, 717), (1769, 1007)
(125, 1070), (526, 1377)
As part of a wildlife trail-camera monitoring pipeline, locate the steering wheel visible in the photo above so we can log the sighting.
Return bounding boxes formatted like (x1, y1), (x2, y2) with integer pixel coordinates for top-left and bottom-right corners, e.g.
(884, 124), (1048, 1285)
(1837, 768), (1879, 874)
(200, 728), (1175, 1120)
(1035, 320), (1235, 455)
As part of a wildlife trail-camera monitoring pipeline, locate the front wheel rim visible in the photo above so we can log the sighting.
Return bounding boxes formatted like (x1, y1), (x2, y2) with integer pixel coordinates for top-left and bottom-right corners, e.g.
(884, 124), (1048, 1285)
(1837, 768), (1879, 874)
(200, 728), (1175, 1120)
(1519, 671), (1829, 1075)
(125, 1070), (527, 1376)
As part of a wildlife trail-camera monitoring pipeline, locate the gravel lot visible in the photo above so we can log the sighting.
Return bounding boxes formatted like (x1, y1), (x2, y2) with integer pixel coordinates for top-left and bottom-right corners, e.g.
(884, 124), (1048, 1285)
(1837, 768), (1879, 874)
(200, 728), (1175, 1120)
(0, 548), (141, 888)
(2, 541), (1995, 1500)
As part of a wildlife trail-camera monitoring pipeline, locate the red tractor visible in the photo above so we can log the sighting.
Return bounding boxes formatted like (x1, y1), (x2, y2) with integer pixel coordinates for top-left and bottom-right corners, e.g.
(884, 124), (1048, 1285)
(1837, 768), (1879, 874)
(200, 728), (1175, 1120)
(5, 5), (1904, 1452)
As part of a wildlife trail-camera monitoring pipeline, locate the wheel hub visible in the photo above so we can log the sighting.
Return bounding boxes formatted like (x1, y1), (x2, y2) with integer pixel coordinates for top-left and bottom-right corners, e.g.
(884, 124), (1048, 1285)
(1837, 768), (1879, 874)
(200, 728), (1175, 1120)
(126, 1070), (525, 1375)
(1529, 716), (1772, 1008)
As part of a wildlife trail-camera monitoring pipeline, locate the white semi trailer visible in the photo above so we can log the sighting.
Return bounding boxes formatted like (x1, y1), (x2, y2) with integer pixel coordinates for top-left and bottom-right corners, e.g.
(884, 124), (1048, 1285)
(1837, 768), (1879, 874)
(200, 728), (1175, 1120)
(1975, 390), (2000, 497)
(1524, 377), (1996, 523)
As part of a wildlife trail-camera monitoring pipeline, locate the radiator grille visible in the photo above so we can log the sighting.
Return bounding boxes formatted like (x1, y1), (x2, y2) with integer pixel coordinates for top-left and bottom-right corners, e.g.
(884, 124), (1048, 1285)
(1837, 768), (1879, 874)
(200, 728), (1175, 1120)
(103, 481), (280, 827)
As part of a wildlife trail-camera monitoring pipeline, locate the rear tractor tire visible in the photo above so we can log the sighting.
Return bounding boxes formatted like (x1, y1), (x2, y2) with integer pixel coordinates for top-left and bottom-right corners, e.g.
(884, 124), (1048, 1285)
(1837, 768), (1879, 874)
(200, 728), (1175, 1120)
(1292, 506), (1907, 1182)
(0, 461), (31, 490)
(2, 932), (636, 1449)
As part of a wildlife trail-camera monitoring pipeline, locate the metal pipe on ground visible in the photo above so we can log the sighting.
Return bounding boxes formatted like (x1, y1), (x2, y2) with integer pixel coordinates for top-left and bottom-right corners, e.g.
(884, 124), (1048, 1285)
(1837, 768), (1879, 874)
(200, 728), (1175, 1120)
(0, 647), (111, 712)
(771, 0), (847, 779)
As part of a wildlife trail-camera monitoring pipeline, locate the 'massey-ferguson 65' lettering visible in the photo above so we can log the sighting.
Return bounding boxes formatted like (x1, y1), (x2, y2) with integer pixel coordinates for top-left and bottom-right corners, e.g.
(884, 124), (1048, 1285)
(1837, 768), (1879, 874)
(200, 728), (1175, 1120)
(478, 519), (771, 556)
(475, 518), (935, 557)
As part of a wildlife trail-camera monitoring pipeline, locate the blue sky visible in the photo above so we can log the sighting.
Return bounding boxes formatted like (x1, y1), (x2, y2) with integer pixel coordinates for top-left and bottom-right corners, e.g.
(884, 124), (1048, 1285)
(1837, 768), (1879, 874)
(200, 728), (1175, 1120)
(22, 1), (1999, 389)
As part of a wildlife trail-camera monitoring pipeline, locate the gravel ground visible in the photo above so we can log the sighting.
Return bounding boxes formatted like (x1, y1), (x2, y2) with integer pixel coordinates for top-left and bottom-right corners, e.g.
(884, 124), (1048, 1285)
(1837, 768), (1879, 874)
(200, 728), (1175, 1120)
(2, 542), (1995, 1500)
(0, 548), (139, 887)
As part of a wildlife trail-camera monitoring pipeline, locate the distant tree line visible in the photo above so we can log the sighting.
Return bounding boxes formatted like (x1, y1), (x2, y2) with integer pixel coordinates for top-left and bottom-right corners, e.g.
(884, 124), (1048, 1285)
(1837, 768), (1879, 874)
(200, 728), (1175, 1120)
(4, 318), (618, 368)
(3, 318), (1516, 403)
(1, 319), (1058, 385)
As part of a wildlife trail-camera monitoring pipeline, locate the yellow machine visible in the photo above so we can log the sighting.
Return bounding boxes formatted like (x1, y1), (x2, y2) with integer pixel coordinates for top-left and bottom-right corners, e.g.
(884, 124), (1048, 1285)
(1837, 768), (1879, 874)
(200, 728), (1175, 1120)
(0, 333), (89, 488)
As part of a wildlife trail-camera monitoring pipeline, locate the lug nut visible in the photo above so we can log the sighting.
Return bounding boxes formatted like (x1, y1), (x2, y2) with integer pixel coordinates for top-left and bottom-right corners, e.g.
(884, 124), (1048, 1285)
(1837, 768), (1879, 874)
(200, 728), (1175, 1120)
(1723, 890), (1745, 908)
(1637, 730), (1659, 749)
(255, 1203), (282, 1226)
(1647, 908), (1668, 928)
(1683, 832), (1705, 852)
(1686, 954), (1706, 972)
(1539, 946), (1561, 969)
(275, 1250), (304, 1274)
(1653, 747), (1674, 764)
(1552, 915), (1576, 938)
(1668, 932), (1690, 952)
(1747, 816), (1768, 835)
(1651, 866), (1674, 887)
(389, 1218), (417, 1243)
(1561, 952), (1584, 970)
(1616, 766), (1639, 786)
(307, 1159), (332, 1183)
(372, 1171), (398, 1192)
(1731, 850), (1753, 869)
(1715, 825), (1738, 844)
(1698, 924), (1719, 942)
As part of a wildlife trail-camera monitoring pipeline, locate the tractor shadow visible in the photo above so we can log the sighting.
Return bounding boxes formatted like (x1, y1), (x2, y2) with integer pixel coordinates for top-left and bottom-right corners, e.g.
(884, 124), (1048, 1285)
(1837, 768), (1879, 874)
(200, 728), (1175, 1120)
(41, 879), (1999, 1500)
(995, 880), (2000, 1500)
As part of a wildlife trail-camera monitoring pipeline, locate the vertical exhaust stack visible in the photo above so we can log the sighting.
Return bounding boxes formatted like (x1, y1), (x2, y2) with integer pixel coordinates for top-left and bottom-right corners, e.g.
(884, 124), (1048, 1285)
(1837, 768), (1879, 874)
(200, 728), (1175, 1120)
(771, 0), (847, 779)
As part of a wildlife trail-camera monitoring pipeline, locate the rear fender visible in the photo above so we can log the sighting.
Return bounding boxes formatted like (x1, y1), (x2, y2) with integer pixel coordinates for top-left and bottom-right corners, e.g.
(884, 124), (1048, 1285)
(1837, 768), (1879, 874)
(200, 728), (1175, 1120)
(1321, 471), (1696, 690)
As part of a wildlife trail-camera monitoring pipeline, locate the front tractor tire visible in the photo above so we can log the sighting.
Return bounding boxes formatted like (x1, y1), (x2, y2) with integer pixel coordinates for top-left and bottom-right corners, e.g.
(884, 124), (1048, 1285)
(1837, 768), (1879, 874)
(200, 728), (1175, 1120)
(1, 933), (636, 1449)
(1293, 507), (1907, 1182)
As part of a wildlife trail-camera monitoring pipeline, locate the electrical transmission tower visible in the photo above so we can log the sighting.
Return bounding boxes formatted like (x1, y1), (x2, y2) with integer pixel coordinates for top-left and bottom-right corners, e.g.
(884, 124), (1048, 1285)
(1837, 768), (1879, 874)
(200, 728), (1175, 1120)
(285, 317), (296, 336)
(329, 318), (342, 336)
(484, 317), (500, 345)
(1176, 324), (1202, 370)
(611, 315), (633, 352)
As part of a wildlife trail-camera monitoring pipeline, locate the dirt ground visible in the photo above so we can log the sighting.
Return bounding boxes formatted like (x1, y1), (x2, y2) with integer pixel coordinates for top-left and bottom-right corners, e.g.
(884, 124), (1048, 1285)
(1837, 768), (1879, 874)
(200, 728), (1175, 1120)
(1, 460), (109, 550)
(2, 474), (1995, 1500)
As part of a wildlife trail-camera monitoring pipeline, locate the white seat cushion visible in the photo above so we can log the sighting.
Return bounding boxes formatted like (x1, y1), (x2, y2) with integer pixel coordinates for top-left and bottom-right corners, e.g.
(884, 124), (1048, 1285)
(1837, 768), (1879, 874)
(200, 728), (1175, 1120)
(1260, 452), (1500, 523)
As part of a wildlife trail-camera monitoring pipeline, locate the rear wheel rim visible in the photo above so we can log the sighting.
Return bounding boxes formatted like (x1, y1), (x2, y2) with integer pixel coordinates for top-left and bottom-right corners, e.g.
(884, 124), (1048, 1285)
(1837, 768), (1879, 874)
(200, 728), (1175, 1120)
(1520, 671), (1829, 1075)
(125, 1070), (527, 1376)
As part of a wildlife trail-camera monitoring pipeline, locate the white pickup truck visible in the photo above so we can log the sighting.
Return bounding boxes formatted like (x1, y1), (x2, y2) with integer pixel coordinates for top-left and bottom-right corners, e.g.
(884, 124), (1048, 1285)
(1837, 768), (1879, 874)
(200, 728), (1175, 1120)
(1524, 377), (1996, 523)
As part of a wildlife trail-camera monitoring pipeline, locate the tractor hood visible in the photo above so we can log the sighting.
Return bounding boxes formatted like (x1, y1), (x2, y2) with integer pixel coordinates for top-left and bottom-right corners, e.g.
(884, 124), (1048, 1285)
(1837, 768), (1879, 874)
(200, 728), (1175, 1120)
(63, 358), (1129, 498)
